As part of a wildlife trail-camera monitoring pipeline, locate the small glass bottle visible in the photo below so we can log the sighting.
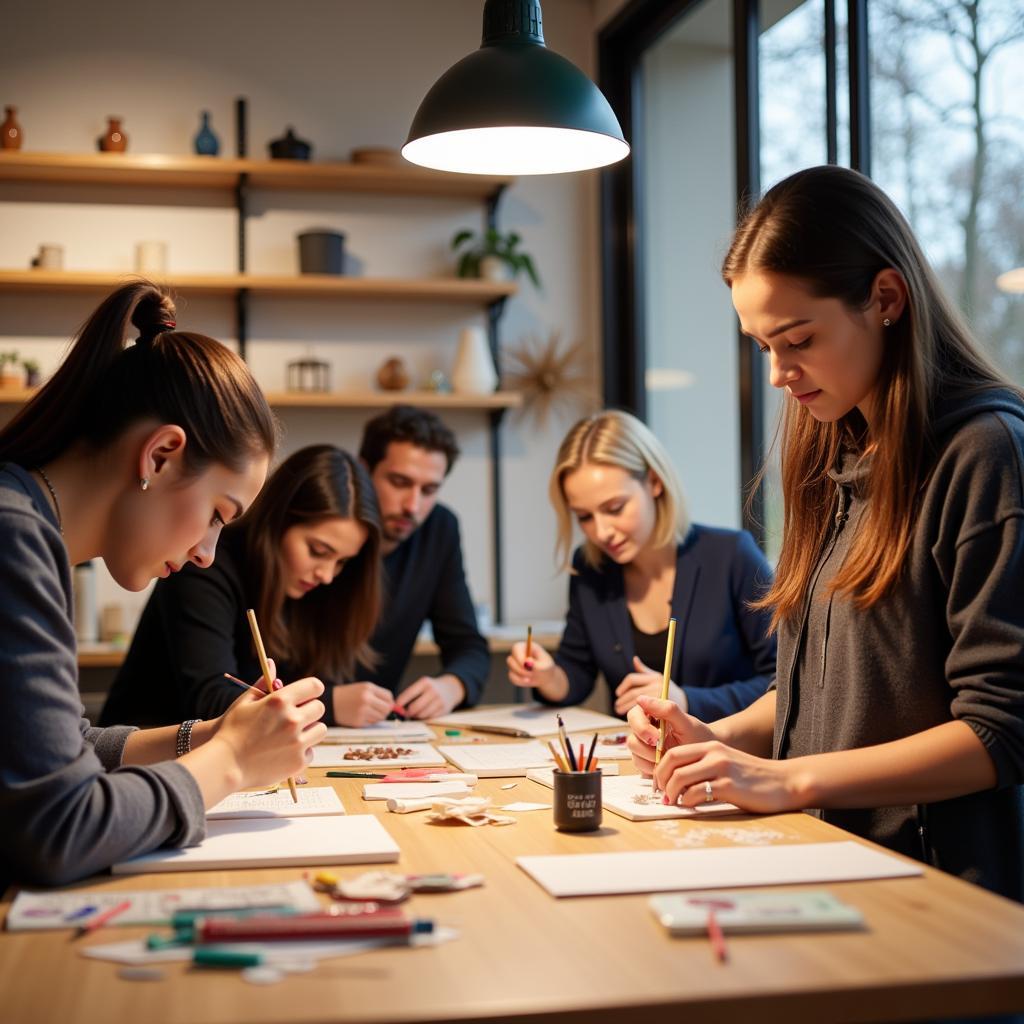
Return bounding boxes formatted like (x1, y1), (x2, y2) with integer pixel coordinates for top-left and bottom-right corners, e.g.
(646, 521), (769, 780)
(193, 110), (220, 156)
(1, 105), (23, 150)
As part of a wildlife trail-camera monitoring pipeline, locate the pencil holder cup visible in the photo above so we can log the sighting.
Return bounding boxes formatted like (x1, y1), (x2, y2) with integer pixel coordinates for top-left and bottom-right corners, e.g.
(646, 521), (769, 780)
(553, 770), (602, 832)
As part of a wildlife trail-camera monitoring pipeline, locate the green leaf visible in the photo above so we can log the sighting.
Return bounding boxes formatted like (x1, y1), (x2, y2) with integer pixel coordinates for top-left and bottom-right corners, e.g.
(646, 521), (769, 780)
(451, 229), (475, 251)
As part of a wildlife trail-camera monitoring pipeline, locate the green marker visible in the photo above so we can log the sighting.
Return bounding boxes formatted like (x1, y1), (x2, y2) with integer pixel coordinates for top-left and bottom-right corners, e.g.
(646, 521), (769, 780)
(193, 947), (263, 968)
(445, 729), (461, 737)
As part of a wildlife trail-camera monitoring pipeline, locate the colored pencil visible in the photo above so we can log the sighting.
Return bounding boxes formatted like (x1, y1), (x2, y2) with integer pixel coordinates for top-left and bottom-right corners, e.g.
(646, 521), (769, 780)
(547, 739), (570, 774)
(76, 899), (132, 937)
(579, 743), (585, 773)
(706, 909), (728, 962)
(652, 617), (678, 794)
(584, 732), (599, 772)
(556, 714), (577, 771)
(224, 671), (264, 693)
(525, 625), (533, 660)
(246, 608), (299, 803)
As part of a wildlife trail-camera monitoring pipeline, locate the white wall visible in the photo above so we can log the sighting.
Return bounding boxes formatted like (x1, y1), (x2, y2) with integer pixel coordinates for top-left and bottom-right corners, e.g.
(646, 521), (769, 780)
(0, 0), (604, 631)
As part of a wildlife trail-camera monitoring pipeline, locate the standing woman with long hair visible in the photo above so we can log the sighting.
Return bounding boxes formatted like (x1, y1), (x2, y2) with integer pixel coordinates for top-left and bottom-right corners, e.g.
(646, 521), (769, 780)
(628, 166), (1024, 902)
(101, 444), (383, 728)
(0, 282), (327, 888)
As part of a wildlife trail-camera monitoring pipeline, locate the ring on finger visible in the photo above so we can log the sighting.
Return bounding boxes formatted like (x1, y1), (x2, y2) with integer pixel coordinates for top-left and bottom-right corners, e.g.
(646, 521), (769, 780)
(704, 780), (714, 804)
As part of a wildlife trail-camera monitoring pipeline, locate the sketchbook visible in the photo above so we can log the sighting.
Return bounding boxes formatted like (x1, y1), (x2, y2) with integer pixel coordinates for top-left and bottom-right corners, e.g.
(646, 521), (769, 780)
(322, 721), (436, 744)
(517, 841), (922, 898)
(649, 890), (865, 935)
(206, 786), (345, 819)
(526, 770), (738, 821)
(433, 704), (623, 738)
(310, 743), (447, 769)
(112, 815), (400, 874)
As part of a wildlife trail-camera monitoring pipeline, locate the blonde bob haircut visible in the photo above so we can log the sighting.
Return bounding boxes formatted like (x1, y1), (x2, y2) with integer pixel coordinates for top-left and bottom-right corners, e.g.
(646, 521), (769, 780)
(549, 410), (689, 571)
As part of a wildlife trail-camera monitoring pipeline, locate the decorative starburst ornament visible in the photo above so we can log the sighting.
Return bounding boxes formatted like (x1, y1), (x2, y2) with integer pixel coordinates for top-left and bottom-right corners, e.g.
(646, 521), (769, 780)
(502, 331), (592, 429)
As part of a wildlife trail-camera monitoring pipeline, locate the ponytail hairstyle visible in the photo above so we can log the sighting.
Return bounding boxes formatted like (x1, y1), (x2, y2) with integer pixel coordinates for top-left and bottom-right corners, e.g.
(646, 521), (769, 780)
(549, 409), (689, 571)
(721, 165), (1011, 629)
(0, 281), (277, 474)
(244, 445), (382, 681)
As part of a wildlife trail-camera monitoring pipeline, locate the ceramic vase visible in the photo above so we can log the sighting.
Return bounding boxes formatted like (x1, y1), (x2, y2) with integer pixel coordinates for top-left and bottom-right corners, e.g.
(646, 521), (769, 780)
(480, 255), (511, 281)
(1, 106), (23, 150)
(452, 327), (498, 394)
(193, 111), (220, 156)
(98, 117), (128, 152)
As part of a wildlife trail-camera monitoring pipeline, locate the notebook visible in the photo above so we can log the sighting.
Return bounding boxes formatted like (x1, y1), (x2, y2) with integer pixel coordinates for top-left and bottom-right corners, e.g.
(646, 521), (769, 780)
(433, 704), (623, 738)
(649, 890), (865, 935)
(322, 721), (436, 744)
(526, 769), (736, 821)
(206, 786), (345, 819)
(517, 841), (923, 898)
(112, 815), (400, 874)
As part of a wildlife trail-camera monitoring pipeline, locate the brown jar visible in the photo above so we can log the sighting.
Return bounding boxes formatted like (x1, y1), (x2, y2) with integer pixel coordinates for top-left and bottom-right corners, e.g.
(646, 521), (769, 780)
(97, 117), (128, 152)
(1, 106), (22, 150)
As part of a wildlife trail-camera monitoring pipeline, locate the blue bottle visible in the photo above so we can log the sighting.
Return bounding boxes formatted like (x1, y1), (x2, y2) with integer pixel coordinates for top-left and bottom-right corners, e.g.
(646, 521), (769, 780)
(193, 111), (220, 156)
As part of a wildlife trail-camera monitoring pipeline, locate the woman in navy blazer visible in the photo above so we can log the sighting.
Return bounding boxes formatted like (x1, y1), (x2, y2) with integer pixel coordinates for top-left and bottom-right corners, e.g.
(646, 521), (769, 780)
(508, 410), (776, 722)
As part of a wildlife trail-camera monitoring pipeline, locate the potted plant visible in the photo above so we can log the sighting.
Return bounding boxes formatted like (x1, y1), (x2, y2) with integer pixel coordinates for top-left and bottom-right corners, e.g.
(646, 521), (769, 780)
(0, 351), (22, 389)
(451, 228), (540, 288)
(22, 358), (40, 388)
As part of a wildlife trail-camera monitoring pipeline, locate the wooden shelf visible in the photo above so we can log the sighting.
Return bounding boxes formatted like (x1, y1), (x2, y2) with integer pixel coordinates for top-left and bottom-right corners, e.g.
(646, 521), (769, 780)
(0, 386), (522, 411)
(0, 151), (512, 199)
(0, 269), (516, 304)
(77, 631), (559, 669)
(265, 390), (522, 410)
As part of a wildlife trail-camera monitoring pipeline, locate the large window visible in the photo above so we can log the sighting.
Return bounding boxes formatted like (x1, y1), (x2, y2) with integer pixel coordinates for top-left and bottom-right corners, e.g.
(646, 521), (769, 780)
(870, 0), (1024, 384)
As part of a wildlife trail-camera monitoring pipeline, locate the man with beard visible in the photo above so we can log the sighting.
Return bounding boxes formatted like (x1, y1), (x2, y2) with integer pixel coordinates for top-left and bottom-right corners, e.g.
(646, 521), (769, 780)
(337, 405), (488, 724)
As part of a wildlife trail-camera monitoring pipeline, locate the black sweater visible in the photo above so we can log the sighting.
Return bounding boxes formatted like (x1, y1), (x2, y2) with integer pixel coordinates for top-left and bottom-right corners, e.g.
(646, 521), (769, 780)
(775, 387), (1024, 902)
(101, 504), (487, 728)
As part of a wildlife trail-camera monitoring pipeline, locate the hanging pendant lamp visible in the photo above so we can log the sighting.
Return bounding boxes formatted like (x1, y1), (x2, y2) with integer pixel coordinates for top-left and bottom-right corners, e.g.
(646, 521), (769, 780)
(402, 0), (629, 176)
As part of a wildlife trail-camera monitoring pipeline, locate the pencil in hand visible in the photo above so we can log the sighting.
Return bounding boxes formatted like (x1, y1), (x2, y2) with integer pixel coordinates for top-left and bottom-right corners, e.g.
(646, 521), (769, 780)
(246, 608), (299, 804)
(653, 616), (678, 795)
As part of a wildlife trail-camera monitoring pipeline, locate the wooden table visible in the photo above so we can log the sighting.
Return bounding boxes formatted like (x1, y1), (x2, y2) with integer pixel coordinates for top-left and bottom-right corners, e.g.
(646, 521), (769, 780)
(4, 727), (1024, 1024)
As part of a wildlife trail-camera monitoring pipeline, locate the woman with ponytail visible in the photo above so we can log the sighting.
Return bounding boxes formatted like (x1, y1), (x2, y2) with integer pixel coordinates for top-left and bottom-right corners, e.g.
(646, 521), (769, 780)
(627, 166), (1024, 903)
(0, 282), (327, 887)
(101, 445), (384, 728)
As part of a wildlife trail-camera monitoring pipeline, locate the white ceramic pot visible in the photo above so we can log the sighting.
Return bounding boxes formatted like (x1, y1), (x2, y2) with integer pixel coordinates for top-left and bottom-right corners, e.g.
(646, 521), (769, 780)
(479, 255), (511, 282)
(452, 326), (498, 394)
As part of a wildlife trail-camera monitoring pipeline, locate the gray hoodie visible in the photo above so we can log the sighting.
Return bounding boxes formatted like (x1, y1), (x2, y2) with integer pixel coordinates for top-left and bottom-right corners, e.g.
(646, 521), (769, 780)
(0, 464), (205, 889)
(774, 387), (1024, 901)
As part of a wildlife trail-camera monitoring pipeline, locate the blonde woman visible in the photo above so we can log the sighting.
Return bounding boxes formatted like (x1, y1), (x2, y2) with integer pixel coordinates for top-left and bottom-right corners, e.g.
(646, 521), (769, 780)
(507, 410), (776, 720)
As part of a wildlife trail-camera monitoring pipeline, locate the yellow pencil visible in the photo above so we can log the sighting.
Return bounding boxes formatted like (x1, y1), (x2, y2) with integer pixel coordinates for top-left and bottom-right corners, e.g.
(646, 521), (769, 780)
(652, 616), (677, 795)
(246, 608), (299, 803)
(525, 625), (533, 661)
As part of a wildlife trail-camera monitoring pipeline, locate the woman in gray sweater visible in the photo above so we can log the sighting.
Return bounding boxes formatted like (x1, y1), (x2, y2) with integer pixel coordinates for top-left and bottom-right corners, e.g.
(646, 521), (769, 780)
(628, 166), (1024, 904)
(0, 283), (327, 888)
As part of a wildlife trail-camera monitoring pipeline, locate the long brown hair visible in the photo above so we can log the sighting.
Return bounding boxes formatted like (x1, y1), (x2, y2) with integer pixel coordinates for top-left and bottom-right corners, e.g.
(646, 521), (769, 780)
(722, 166), (1010, 629)
(0, 281), (277, 472)
(245, 445), (382, 681)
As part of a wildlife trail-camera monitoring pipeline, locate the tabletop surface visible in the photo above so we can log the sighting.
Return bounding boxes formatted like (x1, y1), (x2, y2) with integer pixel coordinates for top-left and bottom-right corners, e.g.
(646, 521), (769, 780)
(4, 720), (1024, 1024)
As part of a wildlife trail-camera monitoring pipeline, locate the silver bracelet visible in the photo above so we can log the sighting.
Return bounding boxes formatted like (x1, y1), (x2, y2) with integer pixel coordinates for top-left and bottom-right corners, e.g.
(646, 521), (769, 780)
(175, 718), (202, 758)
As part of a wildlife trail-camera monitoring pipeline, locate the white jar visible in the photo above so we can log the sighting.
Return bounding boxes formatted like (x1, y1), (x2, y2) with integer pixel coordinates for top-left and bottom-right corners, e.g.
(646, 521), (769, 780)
(451, 326), (498, 394)
(73, 560), (98, 643)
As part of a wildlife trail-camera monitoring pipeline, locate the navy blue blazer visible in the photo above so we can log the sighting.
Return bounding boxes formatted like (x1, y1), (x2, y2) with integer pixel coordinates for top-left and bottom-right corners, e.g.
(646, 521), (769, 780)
(546, 524), (777, 722)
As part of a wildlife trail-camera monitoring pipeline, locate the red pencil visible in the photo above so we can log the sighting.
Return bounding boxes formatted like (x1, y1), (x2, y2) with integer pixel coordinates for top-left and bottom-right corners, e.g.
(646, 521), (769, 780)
(76, 899), (132, 937)
(578, 743), (585, 773)
(706, 909), (728, 962)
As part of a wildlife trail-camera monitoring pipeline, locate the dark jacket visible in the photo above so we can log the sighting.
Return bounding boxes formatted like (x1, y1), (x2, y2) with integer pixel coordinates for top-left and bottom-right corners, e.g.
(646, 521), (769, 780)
(0, 464), (204, 888)
(775, 387), (1024, 901)
(544, 525), (777, 721)
(356, 503), (488, 703)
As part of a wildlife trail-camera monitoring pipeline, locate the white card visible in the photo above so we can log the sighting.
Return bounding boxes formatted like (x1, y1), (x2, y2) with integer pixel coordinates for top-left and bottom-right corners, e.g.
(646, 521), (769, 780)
(207, 786), (345, 819)
(322, 721), (435, 743)
(362, 782), (474, 801)
(438, 741), (554, 777)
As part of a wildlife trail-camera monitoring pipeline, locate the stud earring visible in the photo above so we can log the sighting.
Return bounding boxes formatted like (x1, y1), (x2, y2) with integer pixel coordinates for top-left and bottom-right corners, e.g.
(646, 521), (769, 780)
(140, 477), (149, 492)
(883, 318), (892, 327)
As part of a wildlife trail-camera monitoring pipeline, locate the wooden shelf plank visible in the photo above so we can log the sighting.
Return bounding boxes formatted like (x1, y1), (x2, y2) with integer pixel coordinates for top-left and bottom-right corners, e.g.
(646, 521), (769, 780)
(0, 270), (516, 303)
(264, 390), (522, 410)
(0, 151), (512, 199)
(0, 386), (522, 411)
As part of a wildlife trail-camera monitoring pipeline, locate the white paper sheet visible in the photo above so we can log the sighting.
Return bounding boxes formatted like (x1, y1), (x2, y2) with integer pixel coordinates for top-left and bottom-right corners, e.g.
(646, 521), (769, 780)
(438, 741), (554, 777)
(526, 770), (732, 821)
(310, 743), (447, 769)
(112, 815), (400, 874)
(322, 721), (435, 744)
(362, 781), (473, 801)
(566, 732), (632, 760)
(517, 840), (923, 897)
(433, 704), (623, 738)
(7, 880), (320, 931)
(207, 787), (345, 819)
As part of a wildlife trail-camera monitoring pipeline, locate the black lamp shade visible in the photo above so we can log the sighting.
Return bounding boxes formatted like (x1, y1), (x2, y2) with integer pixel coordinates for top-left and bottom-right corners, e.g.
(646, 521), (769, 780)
(403, 0), (629, 175)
